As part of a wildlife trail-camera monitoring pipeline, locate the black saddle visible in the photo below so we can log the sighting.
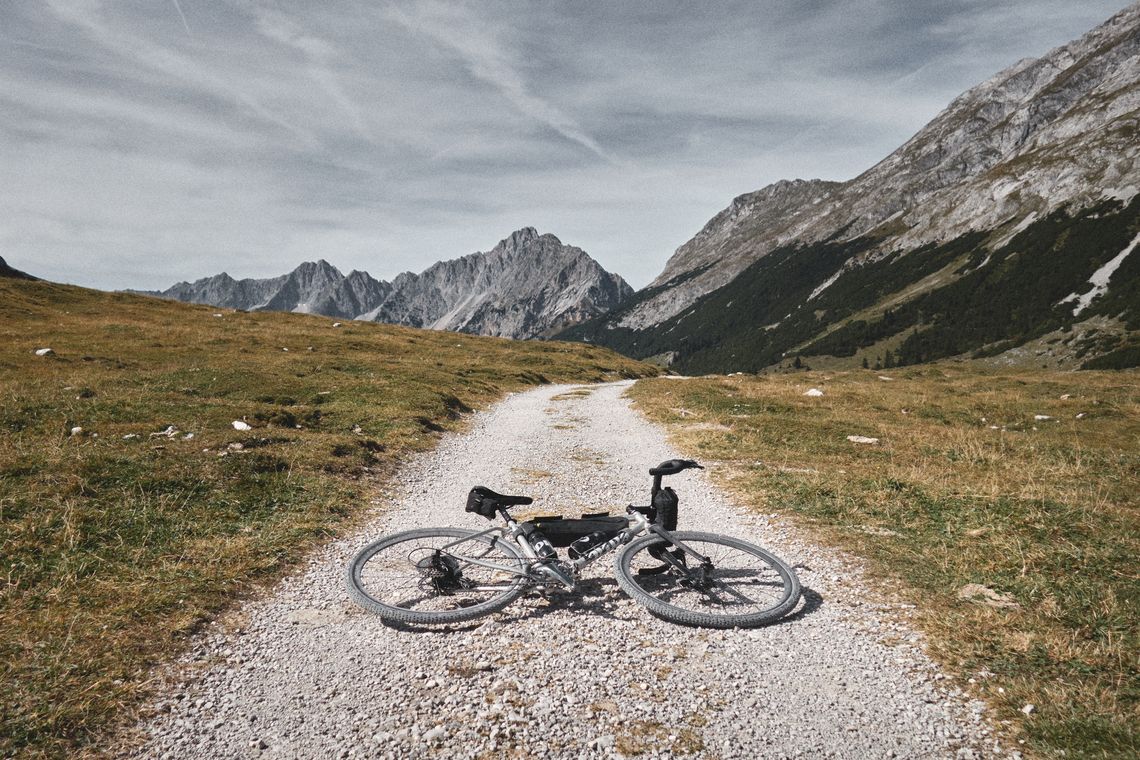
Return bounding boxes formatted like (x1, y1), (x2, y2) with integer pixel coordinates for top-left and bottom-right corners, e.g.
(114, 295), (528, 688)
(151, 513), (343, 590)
(466, 486), (533, 519)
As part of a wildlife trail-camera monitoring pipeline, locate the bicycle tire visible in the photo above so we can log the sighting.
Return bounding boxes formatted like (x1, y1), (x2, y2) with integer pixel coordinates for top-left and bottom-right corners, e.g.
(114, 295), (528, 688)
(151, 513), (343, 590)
(346, 527), (528, 625)
(614, 531), (800, 628)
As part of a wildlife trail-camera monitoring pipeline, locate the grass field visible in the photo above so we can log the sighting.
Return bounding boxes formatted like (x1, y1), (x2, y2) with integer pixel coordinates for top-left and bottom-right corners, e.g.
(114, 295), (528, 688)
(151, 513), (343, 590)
(630, 367), (1138, 759)
(0, 279), (656, 758)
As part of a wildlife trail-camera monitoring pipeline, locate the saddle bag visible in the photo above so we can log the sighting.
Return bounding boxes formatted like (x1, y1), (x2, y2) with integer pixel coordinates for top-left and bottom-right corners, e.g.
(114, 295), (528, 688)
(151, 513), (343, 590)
(465, 486), (501, 519)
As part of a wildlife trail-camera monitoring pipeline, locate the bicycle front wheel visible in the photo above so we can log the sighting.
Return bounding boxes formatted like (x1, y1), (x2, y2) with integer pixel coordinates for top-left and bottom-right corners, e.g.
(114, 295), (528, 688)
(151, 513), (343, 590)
(347, 527), (528, 625)
(615, 531), (800, 628)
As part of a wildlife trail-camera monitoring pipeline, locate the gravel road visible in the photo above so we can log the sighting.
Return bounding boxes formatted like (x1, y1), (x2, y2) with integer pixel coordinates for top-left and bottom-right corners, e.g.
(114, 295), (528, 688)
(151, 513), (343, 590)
(128, 381), (1005, 759)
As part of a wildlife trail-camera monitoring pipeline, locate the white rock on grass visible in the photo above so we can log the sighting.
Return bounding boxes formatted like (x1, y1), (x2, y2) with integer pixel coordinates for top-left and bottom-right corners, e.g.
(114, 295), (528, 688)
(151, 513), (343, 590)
(804, 388), (825, 397)
(34, 347), (54, 356)
(232, 420), (252, 431)
(1034, 414), (1054, 421)
(847, 435), (880, 444)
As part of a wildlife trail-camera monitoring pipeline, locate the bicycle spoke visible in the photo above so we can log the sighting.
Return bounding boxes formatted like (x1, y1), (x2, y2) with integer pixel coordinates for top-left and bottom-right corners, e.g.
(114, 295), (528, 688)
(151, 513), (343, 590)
(351, 529), (527, 618)
(619, 533), (798, 624)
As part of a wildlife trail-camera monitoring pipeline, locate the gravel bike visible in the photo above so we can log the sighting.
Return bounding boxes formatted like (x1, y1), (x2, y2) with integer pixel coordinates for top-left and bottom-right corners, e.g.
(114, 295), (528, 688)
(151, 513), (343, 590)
(346, 459), (801, 628)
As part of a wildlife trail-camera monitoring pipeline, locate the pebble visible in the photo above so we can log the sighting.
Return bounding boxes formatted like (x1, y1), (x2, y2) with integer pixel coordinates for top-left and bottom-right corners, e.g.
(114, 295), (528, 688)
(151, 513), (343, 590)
(127, 382), (999, 759)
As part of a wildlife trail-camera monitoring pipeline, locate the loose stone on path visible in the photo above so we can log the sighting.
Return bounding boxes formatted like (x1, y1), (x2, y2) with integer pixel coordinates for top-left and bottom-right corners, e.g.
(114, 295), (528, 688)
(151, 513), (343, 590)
(128, 381), (1001, 759)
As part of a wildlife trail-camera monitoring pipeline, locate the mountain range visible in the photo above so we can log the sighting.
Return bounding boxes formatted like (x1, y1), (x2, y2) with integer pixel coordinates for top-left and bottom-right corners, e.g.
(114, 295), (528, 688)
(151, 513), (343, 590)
(131, 5), (1140, 370)
(563, 3), (1140, 371)
(142, 229), (632, 340)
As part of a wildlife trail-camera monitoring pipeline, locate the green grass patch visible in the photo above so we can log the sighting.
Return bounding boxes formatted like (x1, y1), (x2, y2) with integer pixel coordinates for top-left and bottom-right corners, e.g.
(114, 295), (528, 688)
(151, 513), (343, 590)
(630, 365), (1138, 758)
(0, 279), (656, 758)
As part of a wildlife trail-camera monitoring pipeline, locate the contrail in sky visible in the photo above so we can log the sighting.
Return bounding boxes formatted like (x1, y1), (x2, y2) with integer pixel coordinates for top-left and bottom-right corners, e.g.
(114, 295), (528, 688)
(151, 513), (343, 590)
(171, 0), (192, 37)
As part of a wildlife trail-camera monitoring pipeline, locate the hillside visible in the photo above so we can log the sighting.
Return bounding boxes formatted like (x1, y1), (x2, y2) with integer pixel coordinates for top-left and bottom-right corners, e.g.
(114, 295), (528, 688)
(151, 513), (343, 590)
(143, 228), (633, 340)
(630, 367), (1139, 758)
(0, 278), (655, 757)
(0, 255), (36, 280)
(565, 5), (1140, 372)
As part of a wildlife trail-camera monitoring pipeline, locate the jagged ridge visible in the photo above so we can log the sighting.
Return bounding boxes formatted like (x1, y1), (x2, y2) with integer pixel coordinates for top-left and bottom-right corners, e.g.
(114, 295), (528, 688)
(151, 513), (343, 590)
(566, 4), (1140, 369)
(142, 229), (633, 340)
(612, 4), (1140, 332)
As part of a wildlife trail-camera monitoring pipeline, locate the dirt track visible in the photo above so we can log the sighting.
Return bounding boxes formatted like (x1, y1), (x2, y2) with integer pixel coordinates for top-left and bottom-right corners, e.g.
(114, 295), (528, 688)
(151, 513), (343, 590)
(128, 381), (1001, 759)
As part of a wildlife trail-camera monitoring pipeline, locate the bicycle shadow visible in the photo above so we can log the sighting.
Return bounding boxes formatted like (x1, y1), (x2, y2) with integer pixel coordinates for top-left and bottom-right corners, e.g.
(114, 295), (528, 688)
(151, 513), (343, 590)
(508, 576), (635, 623)
(379, 579), (823, 633)
(779, 585), (823, 623)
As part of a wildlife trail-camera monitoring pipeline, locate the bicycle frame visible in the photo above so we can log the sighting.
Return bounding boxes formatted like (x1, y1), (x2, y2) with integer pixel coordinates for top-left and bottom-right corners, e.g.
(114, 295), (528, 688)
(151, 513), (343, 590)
(435, 507), (712, 592)
(348, 457), (802, 628)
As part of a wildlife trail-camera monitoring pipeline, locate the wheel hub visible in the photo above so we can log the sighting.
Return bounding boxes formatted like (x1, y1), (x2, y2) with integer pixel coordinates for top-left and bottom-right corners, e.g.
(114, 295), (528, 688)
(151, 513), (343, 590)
(416, 551), (465, 593)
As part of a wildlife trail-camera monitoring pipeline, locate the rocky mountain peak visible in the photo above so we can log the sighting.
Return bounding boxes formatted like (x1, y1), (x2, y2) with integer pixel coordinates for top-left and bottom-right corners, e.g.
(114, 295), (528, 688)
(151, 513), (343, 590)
(500, 227), (541, 251)
(366, 228), (633, 338)
(611, 5), (1140, 332)
(566, 5), (1140, 372)
(143, 229), (633, 339)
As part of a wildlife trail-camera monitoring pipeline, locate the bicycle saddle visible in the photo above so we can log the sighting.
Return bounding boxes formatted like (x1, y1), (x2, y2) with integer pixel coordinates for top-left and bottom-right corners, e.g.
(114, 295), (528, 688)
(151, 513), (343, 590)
(649, 459), (703, 476)
(466, 486), (533, 519)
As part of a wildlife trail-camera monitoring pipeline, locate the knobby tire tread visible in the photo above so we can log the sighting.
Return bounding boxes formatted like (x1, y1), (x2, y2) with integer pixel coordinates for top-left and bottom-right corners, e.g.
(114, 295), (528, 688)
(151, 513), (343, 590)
(346, 527), (527, 625)
(614, 530), (801, 628)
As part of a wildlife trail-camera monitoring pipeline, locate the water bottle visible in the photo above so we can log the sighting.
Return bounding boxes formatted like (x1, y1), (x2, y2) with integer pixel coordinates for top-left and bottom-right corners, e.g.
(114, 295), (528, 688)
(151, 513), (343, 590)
(530, 531), (557, 560)
(568, 531), (608, 560)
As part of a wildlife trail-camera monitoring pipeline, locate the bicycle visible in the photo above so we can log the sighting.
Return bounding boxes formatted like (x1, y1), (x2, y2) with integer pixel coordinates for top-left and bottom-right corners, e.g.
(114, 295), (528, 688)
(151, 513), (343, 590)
(346, 459), (801, 628)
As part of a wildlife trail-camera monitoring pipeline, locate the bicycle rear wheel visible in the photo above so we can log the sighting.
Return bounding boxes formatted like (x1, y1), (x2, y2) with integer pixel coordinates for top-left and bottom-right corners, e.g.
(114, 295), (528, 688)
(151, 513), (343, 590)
(615, 531), (800, 628)
(347, 527), (528, 625)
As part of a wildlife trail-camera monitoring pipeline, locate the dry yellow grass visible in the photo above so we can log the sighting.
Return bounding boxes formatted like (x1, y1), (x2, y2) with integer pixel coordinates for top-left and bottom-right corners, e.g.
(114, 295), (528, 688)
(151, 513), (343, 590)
(0, 279), (656, 758)
(630, 365), (1138, 759)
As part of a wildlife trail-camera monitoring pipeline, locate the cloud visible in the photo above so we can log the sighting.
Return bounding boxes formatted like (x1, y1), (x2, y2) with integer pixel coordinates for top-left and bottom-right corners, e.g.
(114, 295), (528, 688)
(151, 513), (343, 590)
(251, 5), (371, 139)
(43, 0), (320, 147)
(0, 0), (1129, 291)
(385, 0), (616, 164)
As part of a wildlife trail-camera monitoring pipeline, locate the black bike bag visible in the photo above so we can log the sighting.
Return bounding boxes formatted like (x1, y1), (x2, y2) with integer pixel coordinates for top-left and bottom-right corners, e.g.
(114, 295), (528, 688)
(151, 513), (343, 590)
(522, 515), (627, 547)
(652, 486), (679, 531)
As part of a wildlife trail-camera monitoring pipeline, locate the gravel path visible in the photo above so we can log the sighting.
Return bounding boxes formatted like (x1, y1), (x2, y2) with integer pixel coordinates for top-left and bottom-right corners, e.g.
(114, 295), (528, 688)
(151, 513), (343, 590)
(129, 381), (1005, 759)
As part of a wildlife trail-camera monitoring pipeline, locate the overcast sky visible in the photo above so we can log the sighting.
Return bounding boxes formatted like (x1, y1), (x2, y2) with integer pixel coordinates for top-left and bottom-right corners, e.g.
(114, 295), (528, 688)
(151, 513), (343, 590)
(1, 1), (1129, 291)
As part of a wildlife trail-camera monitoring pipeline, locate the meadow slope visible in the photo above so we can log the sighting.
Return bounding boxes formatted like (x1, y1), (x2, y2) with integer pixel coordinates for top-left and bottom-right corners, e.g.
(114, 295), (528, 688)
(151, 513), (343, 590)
(630, 367), (1139, 758)
(0, 279), (655, 757)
